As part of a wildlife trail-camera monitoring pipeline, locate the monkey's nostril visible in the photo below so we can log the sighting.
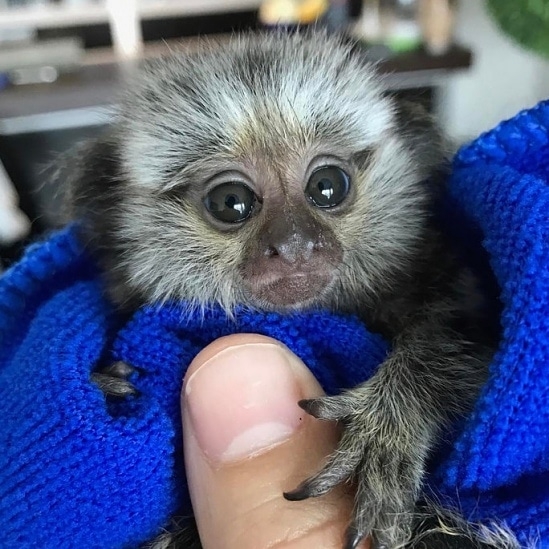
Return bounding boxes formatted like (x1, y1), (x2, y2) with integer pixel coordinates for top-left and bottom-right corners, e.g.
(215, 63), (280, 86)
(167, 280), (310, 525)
(265, 245), (279, 258)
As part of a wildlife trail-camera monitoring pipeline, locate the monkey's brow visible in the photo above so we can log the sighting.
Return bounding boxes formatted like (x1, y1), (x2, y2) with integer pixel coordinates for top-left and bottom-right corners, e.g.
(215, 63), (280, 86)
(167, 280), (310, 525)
(157, 182), (190, 201)
(351, 148), (377, 171)
(155, 155), (244, 192)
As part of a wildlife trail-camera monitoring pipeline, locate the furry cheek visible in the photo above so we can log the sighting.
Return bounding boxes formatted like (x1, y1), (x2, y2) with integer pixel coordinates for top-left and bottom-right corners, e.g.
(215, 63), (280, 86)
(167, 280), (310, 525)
(117, 196), (247, 308)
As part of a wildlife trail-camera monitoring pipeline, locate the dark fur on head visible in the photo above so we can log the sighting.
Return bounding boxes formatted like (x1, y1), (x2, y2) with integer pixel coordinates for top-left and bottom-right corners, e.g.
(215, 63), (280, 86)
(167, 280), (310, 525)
(64, 32), (507, 549)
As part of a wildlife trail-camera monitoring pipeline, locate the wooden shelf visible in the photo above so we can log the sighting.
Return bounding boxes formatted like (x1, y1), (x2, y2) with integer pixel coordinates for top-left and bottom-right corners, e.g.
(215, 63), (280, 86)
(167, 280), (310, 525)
(374, 45), (473, 74)
(0, 0), (261, 30)
(0, 36), (473, 134)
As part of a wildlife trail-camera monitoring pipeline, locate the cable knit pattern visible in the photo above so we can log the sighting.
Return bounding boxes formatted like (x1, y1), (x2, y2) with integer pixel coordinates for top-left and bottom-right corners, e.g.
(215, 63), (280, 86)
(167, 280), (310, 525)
(1, 101), (549, 548)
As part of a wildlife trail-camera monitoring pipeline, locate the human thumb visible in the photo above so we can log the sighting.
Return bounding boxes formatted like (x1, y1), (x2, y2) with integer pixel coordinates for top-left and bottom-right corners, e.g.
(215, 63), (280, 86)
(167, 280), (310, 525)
(182, 334), (366, 549)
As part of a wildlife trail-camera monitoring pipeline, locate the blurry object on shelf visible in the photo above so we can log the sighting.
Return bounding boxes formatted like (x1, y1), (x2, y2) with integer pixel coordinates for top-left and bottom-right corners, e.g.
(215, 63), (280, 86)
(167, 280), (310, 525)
(259, 0), (297, 26)
(352, 0), (382, 42)
(324, 0), (351, 32)
(0, 24), (34, 43)
(379, 0), (420, 52)
(0, 0), (37, 44)
(0, 37), (83, 85)
(63, 0), (101, 4)
(418, 0), (456, 55)
(487, 0), (549, 59)
(0, 0), (47, 7)
(106, 0), (142, 59)
(353, 0), (421, 53)
(258, 0), (328, 26)
(10, 64), (58, 84)
(0, 0), (99, 6)
(0, 160), (30, 246)
(298, 0), (328, 24)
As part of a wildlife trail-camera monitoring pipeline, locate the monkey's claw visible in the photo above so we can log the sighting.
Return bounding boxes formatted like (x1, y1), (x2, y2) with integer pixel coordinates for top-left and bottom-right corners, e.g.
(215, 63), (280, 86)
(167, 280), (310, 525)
(344, 526), (363, 549)
(91, 361), (139, 398)
(298, 396), (353, 421)
(288, 390), (424, 549)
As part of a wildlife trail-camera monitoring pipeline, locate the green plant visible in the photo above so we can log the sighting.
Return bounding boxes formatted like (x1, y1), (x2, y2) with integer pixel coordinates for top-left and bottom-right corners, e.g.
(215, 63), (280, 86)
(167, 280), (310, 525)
(487, 0), (549, 57)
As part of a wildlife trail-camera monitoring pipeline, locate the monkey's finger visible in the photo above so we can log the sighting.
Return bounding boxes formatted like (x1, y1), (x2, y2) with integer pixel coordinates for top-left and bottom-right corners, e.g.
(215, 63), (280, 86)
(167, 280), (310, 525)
(182, 334), (370, 549)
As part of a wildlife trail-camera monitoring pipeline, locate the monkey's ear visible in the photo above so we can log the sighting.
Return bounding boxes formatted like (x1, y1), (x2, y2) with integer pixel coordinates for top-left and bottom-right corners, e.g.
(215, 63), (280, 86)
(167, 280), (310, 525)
(52, 134), (122, 225)
(393, 99), (448, 173)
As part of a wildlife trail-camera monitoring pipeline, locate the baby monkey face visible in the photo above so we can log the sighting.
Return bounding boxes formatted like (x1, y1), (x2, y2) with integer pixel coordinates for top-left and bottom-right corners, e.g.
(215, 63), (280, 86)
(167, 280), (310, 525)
(200, 150), (351, 308)
(109, 32), (442, 312)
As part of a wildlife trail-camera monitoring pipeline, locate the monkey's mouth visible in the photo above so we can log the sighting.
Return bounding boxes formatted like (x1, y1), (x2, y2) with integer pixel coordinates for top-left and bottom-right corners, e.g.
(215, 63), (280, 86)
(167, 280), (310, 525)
(247, 271), (335, 309)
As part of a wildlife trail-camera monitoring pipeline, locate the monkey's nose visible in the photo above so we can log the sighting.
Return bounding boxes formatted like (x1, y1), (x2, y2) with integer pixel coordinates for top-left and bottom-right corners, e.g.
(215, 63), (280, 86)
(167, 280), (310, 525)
(261, 211), (323, 266)
(264, 237), (318, 264)
(244, 216), (342, 307)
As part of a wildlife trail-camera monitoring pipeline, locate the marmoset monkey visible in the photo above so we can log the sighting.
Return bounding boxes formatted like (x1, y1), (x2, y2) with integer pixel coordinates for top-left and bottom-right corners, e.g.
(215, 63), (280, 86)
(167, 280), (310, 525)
(65, 32), (510, 549)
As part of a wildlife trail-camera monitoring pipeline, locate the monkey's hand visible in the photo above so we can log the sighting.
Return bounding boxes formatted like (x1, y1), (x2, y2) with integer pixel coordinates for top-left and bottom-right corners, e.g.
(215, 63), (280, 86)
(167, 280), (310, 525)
(91, 361), (139, 398)
(284, 375), (431, 549)
(283, 310), (489, 549)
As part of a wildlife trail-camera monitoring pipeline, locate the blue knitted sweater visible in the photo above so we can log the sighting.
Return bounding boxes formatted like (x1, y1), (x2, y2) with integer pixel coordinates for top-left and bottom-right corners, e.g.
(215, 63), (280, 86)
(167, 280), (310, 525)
(1, 101), (549, 548)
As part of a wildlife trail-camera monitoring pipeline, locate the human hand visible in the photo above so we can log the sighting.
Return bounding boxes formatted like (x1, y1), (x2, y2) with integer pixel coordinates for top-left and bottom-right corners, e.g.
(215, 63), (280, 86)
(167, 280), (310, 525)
(182, 334), (369, 549)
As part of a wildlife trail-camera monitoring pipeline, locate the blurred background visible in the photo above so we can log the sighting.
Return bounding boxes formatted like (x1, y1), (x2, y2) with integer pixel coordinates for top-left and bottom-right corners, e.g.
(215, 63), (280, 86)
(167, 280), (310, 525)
(1, 0), (549, 266)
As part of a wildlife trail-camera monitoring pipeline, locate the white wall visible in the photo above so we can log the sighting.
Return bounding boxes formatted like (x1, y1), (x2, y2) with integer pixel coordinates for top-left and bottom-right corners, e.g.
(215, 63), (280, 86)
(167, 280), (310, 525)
(438, 1), (549, 143)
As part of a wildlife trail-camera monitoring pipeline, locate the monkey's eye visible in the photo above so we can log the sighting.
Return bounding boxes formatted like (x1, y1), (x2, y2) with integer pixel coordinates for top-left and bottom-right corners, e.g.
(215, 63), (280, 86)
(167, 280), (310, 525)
(305, 166), (351, 208)
(204, 182), (257, 223)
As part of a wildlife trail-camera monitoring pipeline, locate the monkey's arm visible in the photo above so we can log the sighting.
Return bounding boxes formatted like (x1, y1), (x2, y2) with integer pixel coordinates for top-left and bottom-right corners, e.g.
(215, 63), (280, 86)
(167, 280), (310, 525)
(285, 305), (491, 549)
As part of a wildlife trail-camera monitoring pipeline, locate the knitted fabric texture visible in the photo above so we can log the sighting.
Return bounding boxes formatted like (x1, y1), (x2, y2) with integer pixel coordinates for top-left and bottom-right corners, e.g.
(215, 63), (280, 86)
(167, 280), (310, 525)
(1, 100), (548, 548)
